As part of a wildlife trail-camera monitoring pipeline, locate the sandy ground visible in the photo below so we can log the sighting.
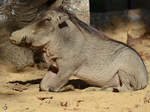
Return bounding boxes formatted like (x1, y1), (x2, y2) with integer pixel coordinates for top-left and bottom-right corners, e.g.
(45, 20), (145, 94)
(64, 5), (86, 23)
(0, 39), (150, 112)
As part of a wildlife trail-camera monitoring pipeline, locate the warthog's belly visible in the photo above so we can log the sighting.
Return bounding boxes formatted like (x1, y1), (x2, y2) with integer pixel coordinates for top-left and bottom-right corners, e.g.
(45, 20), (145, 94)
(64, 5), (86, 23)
(75, 65), (116, 87)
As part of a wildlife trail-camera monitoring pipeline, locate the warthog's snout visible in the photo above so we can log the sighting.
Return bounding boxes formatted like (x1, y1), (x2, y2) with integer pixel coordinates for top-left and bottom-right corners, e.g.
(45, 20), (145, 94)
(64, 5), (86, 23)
(10, 31), (22, 45)
(10, 30), (32, 47)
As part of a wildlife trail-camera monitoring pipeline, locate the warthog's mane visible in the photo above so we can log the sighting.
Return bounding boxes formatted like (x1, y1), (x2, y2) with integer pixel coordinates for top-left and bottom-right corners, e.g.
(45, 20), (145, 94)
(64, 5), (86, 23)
(53, 8), (136, 50)
(53, 7), (109, 40)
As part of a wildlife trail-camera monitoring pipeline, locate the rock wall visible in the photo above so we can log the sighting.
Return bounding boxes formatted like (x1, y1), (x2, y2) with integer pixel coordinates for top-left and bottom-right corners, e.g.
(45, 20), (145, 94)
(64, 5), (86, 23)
(62, 0), (90, 24)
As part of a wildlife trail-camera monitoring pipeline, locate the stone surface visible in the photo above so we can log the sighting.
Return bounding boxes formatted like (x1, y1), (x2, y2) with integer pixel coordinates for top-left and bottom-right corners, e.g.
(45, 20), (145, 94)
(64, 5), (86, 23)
(62, 0), (90, 24)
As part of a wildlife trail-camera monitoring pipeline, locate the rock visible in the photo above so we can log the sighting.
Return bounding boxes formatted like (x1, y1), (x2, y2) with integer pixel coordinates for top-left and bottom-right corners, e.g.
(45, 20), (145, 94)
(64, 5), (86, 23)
(62, 0), (90, 24)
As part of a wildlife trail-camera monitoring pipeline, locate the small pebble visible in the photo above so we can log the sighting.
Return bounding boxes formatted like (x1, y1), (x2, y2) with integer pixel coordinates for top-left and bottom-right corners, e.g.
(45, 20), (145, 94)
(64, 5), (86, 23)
(2, 104), (8, 110)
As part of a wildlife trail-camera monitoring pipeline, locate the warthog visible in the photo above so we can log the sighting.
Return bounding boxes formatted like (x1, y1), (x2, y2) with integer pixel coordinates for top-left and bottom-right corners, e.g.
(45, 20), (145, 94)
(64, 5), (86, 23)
(10, 8), (148, 92)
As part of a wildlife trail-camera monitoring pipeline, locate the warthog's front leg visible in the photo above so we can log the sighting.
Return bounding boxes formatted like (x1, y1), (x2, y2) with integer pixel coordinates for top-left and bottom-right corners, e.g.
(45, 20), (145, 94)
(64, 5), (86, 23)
(40, 60), (75, 92)
(39, 71), (57, 91)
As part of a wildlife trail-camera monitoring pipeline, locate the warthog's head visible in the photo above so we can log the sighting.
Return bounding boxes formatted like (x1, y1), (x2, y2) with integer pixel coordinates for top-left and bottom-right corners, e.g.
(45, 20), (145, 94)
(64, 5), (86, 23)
(10, 9), (69, 47)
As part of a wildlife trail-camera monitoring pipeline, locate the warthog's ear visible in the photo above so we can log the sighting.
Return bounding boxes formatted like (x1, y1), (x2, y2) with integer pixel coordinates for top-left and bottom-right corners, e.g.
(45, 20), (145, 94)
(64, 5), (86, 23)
(58, 15), (69, 24)
(57, 15), (69, 29)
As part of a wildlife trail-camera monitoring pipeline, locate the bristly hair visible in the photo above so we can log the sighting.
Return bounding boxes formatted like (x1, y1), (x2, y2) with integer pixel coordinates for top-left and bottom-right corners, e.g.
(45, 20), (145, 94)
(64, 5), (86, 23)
(54, 6), (110, 40)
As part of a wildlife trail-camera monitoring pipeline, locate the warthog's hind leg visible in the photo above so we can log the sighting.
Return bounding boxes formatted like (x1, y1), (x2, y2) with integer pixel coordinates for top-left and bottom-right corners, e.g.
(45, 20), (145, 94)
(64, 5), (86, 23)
(116, 70), (135, 91)
(101, 70), (135, 92)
